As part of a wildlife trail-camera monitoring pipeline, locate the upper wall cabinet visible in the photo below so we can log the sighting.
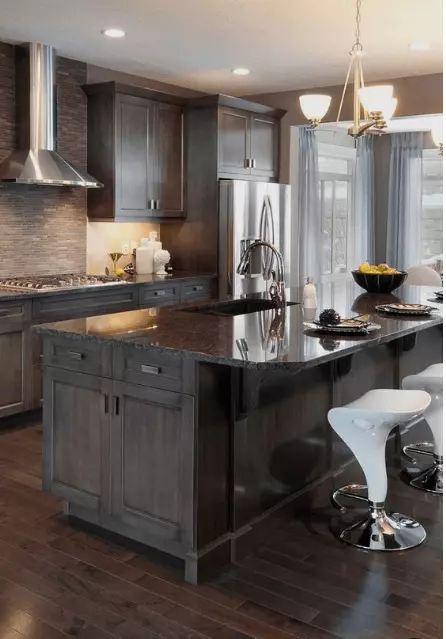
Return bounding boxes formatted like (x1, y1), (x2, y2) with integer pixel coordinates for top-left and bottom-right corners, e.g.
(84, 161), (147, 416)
(188, 95), (285, 181)
(84, 83), (185, 221)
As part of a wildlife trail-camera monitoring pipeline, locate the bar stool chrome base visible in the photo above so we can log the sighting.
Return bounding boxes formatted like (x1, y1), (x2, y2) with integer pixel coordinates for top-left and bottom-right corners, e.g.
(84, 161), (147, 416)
(402, 442), (443, 495)
(331, 485), (426, 551)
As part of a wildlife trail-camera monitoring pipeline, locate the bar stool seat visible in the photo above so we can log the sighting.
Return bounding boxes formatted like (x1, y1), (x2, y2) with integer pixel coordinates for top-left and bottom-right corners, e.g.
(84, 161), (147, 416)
(402, 364), (443, 494)
(329, 389), (431, 551)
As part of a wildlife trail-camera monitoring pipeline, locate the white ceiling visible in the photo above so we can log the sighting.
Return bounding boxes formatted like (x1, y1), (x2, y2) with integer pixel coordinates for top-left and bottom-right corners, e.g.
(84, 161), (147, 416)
(0, 0), (442, 95)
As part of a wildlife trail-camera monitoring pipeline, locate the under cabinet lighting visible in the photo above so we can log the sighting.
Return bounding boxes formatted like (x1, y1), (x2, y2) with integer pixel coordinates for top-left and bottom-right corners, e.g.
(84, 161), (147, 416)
(232, 68), (250, 76)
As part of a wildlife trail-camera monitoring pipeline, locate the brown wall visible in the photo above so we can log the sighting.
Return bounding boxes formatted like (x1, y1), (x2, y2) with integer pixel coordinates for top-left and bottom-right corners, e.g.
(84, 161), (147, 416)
(245, 73), (443, 183)
(0, 43), (88, 276)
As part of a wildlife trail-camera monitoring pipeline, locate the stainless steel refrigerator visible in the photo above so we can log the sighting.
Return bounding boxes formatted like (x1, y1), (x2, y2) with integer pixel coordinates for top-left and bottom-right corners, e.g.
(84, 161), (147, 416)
(218, 180), (292, 298)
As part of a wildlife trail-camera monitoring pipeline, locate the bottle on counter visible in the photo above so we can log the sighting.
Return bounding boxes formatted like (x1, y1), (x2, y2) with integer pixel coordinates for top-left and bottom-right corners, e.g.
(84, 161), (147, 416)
(303, 277), (317, 308)
(149, 231), (162, 253)
(135, 237), (154, 274)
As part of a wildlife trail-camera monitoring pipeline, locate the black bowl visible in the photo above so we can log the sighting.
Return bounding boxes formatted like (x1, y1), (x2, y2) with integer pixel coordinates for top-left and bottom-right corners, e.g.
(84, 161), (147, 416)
(352, 270), (408, 294)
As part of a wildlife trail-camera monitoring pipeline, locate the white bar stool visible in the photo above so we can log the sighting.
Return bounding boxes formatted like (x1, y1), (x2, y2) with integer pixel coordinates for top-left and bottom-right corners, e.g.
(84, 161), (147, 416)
(402, 363), (443, 494)
(328, 389), (431, 551)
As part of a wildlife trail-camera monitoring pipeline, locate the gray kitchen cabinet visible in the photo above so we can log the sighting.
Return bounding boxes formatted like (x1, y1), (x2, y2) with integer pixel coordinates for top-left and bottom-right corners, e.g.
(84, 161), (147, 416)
(249, 114), (279, 178)
(42, 367), (112, 511)
(138, 280), (181, 308)
(110, 380), (195, 548)
(218, 107), (251, 177)
(185, 95), (284, 181)
(32, 285), (139, 322)
(218, 108), (279, 179)
(84, 82), (185, 221)
(0, 301), (33, 419)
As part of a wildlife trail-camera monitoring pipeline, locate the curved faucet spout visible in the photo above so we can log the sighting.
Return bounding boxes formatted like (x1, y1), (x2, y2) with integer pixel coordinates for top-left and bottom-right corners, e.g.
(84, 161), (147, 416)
(237, 240), (286, 307)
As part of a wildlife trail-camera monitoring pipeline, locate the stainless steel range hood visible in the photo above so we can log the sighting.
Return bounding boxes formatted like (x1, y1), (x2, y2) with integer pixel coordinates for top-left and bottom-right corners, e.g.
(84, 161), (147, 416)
(0, 43), (102, 188)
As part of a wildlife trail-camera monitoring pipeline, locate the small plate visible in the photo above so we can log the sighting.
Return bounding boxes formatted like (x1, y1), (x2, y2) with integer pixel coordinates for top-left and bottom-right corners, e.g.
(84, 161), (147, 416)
(304, 321), (381, 335)
(375, 303), (437, 316)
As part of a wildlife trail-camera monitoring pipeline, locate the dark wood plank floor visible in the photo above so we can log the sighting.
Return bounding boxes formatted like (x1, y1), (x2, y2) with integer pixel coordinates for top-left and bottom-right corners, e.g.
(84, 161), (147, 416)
(0, 416), (442, 639)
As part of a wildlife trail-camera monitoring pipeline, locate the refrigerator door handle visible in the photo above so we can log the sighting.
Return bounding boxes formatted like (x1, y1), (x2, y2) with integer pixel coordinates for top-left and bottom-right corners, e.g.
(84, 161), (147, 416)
(259, 195), (275, 280)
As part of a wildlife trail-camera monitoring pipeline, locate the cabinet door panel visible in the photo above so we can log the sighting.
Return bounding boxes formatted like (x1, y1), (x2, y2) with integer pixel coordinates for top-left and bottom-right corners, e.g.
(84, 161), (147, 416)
(0, 328), (32, 418)
(218, 108), (250, 175)
(156, 103), (184, 217)
(111, 381), (194, 546)
(43, 368), (111, 511)
(119, 99), (149, 212)
(250, 114), (279, 178)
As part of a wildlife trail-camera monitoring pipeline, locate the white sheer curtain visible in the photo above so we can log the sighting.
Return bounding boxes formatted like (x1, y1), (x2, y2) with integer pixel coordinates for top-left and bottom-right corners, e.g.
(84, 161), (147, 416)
(386, 132), (423, 270)
(296, 127), (321, 283)
(352, 136), (374, 267)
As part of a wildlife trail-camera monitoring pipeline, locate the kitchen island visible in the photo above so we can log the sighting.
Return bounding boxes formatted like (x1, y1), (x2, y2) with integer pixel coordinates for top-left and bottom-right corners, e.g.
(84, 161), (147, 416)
(36, 282), (442, 583)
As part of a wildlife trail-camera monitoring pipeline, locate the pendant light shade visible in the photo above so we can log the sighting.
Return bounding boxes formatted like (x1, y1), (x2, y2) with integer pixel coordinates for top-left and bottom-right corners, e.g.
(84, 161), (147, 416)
(358, 85), (394, 113)
(382, 97), (398, 122)
(299, 94), (332, 125)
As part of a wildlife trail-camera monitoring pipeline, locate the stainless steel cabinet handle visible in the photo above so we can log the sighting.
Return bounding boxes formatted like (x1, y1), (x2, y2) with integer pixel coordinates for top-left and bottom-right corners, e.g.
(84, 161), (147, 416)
(156, 200), (161, 210)
(104, 394), (109, 414)
(68, 351), (84, 361)
(153, 290), (166, 296)
(141, 364), (161, 375)
(251, 158), (256, 169)
(114, 396), (120, 416)
(244, 158), (250, 168)
(148, 199), (156, 210)
(193, 285), (204, 292)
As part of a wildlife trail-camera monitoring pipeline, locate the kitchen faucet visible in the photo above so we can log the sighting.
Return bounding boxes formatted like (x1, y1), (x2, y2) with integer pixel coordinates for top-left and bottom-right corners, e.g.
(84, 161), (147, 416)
(236, 240), (286, 307)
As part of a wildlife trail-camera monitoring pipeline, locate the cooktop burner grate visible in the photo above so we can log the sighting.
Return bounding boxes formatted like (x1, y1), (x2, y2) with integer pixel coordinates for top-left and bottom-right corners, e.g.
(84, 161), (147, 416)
(0, 274), (125, 291)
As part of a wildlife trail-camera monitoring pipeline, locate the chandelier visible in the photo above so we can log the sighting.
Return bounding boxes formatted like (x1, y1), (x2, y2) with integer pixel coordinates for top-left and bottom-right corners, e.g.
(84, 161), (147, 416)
(299, 0), (398, 137)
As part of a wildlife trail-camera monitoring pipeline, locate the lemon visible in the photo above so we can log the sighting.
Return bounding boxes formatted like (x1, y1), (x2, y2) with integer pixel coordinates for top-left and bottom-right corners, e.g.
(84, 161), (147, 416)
(115, 267), (124, 276)
(359, 261), (370, 274)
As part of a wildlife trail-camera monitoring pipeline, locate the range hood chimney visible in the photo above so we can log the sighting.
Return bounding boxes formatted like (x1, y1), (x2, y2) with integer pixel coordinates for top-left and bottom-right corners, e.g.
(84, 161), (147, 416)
(0, 43), (102, 188)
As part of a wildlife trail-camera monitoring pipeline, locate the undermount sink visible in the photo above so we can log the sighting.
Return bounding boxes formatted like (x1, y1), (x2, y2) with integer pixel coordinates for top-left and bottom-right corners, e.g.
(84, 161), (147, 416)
(184, 298), (299, 317)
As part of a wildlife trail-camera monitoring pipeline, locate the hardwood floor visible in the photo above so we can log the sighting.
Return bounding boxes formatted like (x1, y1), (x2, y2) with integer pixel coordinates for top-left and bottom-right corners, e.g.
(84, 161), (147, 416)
(0, 415), (442, 639)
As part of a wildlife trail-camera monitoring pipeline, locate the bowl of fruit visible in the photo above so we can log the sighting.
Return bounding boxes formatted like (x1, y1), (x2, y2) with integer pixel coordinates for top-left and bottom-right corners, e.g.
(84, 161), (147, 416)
(352, 262), (407, 294)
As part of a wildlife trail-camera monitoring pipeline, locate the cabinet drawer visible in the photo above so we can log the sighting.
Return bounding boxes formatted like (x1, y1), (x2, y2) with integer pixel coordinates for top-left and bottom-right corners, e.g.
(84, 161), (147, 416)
(113, 346), (194, 393)
(138, 282), (181, 308)
(32, 287), (138, 322)
(181, 278), (213, 302)
(0, 300), (32, 331)
(43, 336), (112, 377)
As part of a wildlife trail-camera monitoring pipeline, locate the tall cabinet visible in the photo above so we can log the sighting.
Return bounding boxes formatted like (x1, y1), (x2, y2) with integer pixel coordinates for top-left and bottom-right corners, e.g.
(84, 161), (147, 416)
(162, 94), (286, 273)
(84, 82), (185, 221)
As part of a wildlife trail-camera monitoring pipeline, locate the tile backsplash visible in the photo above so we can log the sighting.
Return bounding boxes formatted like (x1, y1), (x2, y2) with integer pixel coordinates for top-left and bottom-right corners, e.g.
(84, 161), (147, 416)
(0, 43), (89, 277)
(87, 222), (160, 274)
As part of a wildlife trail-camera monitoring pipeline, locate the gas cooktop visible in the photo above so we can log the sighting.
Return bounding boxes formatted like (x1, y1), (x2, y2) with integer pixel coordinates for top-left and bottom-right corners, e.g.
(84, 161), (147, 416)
(0, 274), (126, 291)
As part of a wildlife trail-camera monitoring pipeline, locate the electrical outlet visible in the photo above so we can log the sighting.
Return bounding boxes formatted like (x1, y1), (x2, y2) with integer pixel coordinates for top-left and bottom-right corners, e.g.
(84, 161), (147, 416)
(121, 242), (129, 255)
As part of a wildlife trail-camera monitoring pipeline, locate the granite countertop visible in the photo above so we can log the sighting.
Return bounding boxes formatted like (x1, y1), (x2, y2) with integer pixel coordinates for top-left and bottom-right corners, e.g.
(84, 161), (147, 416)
(35, 281), (443, 371)
(0, 271), (216, 301)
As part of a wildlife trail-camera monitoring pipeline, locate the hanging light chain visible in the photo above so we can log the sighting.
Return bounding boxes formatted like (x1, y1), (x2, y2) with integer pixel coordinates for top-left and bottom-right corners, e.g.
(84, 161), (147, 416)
(355, 0), (362, 45)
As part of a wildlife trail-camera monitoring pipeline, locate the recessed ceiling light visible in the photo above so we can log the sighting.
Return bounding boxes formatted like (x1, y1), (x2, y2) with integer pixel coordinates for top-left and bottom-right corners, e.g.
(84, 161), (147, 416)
(232, 68), (250, 76)
(409, 40), (430, 51)
(102, 28), (126, 38)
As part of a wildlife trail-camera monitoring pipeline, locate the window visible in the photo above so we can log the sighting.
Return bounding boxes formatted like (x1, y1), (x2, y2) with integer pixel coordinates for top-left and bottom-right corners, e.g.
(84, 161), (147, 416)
(318, 143), (355, 279)
(422, 149), (443, 266)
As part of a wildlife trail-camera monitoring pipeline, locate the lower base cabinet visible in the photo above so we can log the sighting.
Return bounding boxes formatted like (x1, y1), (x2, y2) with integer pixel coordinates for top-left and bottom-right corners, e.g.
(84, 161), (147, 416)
(43, 366), (195, 555)
(110, 381), (195, 549)
(43, 367), (111, 511)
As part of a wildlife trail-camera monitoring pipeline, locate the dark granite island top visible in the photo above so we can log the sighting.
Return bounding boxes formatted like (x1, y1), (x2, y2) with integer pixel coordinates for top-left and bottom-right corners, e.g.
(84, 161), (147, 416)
(36, 282), (443, 370)
(38, 281), (442, 583)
